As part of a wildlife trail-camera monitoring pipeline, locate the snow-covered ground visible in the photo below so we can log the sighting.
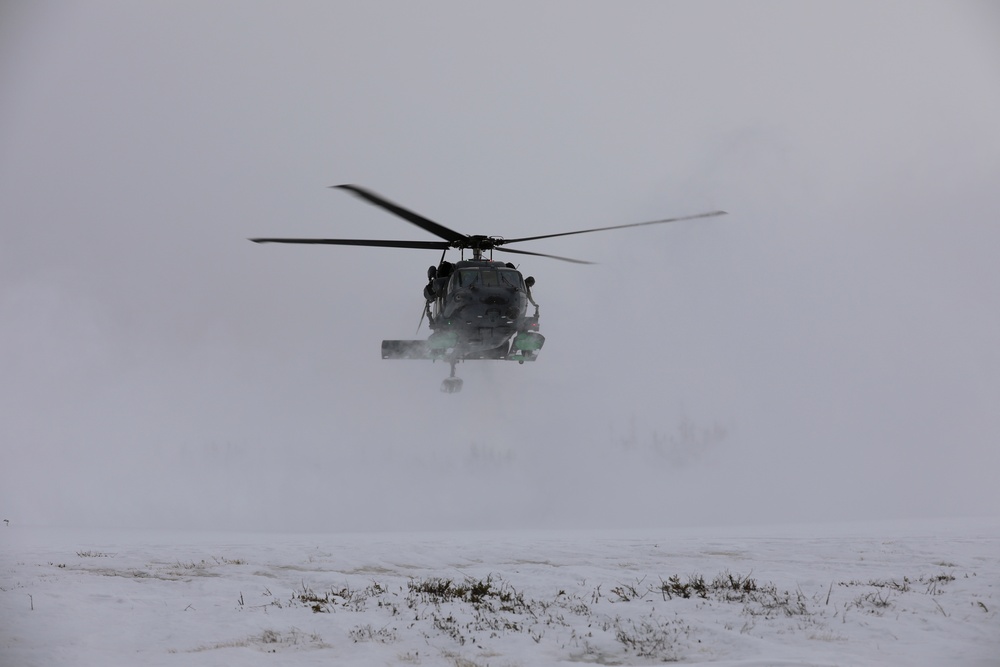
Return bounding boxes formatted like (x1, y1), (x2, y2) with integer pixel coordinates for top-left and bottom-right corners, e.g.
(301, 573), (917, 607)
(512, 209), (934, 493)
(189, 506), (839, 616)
(2, 518), (998, 666)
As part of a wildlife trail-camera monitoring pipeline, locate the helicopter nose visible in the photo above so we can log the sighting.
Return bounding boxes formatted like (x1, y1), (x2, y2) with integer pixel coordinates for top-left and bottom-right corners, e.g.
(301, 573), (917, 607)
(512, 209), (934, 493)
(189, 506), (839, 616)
(481, 294), (509, 305)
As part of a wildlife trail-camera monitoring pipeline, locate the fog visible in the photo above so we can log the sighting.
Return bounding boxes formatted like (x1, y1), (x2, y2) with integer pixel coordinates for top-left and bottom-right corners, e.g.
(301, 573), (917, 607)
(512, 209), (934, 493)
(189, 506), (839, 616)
(2, 1), (998, 532)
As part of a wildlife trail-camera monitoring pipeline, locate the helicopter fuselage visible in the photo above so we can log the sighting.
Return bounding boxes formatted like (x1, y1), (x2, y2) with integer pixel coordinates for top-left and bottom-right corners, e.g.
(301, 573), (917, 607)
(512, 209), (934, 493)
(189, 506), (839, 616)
(430, 260), (528, 350)
(381, 259), (544, 365)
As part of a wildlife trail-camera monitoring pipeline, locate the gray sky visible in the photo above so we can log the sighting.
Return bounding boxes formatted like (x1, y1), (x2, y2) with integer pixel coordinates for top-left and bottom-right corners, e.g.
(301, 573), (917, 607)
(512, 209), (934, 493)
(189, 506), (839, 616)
(2, 1), (998, 532)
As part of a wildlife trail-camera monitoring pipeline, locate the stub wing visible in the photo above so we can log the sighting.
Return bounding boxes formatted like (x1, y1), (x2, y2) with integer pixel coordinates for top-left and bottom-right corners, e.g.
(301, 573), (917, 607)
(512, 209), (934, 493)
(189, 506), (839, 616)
(381, 340), (432, 360)
(381, 332), (544, 362)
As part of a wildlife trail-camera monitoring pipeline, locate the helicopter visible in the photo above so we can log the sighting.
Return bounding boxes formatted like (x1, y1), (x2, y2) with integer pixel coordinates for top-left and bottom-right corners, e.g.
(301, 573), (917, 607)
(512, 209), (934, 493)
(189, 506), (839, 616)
(251, 184), (726, 392)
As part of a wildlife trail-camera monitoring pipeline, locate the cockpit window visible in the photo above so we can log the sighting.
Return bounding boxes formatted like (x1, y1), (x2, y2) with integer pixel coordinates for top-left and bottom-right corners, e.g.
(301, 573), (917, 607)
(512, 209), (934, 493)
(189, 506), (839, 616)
(451, 267), (523, 289)
(499, 269), (523, 288)
(480, 269), (499, 286)
(456, 269), (479, 287)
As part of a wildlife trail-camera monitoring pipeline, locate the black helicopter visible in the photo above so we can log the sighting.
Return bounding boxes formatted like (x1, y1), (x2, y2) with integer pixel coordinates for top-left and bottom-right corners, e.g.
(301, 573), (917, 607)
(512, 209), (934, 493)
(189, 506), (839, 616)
(251, 185), (725, 392)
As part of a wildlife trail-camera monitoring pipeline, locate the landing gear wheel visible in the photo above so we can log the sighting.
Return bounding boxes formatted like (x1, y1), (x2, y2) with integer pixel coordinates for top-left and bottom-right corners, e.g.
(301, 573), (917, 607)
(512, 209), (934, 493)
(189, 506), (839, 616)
(441, 360), (462, 393)
(441, 377), (464, 393)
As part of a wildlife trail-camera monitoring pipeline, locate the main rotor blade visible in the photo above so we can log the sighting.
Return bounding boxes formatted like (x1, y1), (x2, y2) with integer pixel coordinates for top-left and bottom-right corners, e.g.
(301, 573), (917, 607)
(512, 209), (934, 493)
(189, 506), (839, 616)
(502, 210), (727, 245)
(249, 238), (450, 250)
(333, 184), (468, 244)
(496, 246), (594, 265)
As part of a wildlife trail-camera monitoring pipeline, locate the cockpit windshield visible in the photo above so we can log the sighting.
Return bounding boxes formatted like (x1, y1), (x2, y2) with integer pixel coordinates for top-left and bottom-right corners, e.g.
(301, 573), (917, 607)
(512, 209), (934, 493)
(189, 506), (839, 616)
(456, 269), (479, 287)
(499, 269), (523, 288)
(451, 267), (524, 290)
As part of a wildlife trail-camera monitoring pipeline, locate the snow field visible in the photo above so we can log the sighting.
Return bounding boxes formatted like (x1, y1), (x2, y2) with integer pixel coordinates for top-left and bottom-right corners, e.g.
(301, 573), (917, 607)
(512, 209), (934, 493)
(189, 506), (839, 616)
(1, 519), (998, 666)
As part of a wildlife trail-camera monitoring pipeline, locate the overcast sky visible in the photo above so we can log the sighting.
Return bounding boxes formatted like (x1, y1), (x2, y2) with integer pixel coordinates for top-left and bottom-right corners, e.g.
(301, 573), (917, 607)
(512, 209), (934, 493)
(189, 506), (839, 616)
(2, 1), (998, 532)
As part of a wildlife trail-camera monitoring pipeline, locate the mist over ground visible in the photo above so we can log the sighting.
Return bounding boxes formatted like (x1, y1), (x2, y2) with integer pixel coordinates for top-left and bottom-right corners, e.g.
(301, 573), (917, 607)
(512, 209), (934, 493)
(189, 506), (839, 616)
(2, 2), (998, 532)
